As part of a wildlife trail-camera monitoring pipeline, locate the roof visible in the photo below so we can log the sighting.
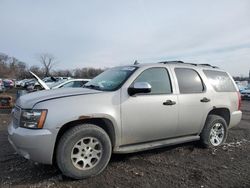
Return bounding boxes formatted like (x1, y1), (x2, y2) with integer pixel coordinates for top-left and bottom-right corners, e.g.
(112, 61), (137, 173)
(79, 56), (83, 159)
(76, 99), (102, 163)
(133, 60), (221, 71)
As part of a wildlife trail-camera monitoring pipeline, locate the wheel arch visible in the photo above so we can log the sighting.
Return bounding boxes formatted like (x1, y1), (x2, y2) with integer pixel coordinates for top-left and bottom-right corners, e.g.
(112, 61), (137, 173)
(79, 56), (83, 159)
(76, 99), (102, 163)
(53, 117), (117, 164)
(207, 107), (231, 126)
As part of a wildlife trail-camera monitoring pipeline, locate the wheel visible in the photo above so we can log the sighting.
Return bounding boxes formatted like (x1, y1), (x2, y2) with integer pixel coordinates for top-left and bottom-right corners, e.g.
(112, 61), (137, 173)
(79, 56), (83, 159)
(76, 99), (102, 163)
(56, 124), (112, 179)
(200, 115), (228, 148)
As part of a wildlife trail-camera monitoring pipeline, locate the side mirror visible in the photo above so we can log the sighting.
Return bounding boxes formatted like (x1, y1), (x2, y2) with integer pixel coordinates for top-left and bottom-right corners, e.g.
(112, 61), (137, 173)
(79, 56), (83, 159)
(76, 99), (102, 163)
(128, 82), (151, 96)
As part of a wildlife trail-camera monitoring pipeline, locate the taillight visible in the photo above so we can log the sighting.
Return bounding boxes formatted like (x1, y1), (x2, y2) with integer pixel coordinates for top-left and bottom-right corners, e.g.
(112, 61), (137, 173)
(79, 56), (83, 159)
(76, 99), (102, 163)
(237, 91), (241, 110)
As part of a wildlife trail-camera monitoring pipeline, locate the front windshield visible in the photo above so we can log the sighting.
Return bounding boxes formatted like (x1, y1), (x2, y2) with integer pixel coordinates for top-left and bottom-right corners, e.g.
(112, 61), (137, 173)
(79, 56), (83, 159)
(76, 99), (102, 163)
(85, 66), (137, 91)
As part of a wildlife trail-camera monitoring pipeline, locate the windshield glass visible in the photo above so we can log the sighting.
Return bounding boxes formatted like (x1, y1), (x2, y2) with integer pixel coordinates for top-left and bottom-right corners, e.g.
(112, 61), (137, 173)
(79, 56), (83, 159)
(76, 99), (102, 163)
(49, 80), (67, 88)
(85, 66), (137, 91)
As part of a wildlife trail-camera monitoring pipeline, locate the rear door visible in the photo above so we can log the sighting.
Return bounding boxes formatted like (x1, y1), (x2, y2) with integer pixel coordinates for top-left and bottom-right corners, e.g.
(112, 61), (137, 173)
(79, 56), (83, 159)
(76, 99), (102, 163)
(173, 68), (211, 136)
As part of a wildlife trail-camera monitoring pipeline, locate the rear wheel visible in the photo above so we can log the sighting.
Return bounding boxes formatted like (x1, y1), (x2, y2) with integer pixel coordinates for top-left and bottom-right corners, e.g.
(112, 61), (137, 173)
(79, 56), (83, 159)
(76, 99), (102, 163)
(200, 115), (228, 148)
(56, 124), (112, 179)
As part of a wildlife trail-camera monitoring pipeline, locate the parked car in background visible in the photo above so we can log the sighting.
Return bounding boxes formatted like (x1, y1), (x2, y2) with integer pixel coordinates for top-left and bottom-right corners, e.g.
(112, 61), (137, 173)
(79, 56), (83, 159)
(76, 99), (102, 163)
(16, 79), (29, 88)
(0, 78), (5, 92)
(241, 88), (250, 100)
(9, 61), (242, 179)
(20, 79), (33, 88)
(49, 79), (90, 89)
(22, 79), (36, 89)
(237, 84), (248, 93)
(30, 71), (89, 90)
(3, 79), (14, 88)
(34, 76), (71, 89)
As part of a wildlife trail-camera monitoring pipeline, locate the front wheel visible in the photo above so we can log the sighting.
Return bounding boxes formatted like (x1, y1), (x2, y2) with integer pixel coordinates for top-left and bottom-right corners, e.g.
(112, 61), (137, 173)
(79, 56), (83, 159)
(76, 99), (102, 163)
(56, 124), (112, 179)
(200, 115), (228, 148)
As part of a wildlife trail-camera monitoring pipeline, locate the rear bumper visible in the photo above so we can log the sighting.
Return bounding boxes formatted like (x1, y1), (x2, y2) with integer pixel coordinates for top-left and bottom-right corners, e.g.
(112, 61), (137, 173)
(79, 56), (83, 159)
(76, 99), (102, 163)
(8, 120), (55, 164)
(229, 111), (242, 129)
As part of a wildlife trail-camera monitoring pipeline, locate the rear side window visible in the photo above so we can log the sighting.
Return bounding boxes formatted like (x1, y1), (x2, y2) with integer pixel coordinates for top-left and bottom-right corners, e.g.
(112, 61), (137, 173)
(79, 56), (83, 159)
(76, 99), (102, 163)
(203, 70), (236, 92)
(61, 81), (74, 88)
(175, 68), (204, 94)
(134, 68), (172, 94)
(73, 81), (85, 87)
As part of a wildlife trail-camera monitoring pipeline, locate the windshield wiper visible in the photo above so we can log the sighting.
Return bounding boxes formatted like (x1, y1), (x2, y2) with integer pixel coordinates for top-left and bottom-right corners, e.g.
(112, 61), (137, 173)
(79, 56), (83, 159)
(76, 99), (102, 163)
(84, 84), (101, 90)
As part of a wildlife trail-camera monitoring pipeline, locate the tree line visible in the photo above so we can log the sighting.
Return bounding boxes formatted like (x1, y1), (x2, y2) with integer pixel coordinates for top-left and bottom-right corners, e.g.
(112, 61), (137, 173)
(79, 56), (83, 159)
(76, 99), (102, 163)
(0, 53), (104, 80)
(233, 76), (250, 82)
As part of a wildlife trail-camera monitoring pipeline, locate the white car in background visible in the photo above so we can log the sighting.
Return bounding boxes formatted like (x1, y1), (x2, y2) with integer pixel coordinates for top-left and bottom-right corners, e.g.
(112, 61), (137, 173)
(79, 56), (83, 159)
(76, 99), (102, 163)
(49, 79), (90, 89)
(34, 76), (71, 89)
(30, 71), (90, 90)
(16, 79), (29, 88)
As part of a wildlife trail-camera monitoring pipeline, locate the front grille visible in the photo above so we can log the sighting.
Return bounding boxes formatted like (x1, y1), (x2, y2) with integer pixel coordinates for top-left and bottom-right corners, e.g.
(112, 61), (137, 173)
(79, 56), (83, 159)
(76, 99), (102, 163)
(12, 106), (21, 128)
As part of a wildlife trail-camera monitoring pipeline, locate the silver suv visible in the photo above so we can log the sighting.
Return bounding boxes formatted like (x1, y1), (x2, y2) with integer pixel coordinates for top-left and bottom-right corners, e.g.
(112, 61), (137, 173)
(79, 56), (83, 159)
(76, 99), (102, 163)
(8, 61), (242, 179)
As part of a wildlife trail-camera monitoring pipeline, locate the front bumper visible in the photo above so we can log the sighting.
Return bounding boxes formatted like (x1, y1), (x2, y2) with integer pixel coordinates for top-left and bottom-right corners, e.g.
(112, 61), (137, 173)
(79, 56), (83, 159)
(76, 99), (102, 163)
(8, 120), (55, 164)
(229, 111), (242, 129)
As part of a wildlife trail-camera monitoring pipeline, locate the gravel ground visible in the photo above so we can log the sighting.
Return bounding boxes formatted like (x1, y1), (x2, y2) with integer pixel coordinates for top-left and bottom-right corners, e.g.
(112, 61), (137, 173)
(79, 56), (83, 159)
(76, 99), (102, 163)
(0, 90), (250, 188)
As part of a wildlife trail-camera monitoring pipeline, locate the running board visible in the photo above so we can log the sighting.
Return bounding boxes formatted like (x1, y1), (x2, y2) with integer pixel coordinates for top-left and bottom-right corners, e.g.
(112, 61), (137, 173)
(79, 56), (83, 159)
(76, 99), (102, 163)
(114, 135), (200, 154)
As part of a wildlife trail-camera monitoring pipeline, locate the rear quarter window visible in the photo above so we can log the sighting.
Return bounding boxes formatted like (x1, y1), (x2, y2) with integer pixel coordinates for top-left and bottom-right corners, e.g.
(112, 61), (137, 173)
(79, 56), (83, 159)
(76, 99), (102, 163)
(203, 70), (236, 92)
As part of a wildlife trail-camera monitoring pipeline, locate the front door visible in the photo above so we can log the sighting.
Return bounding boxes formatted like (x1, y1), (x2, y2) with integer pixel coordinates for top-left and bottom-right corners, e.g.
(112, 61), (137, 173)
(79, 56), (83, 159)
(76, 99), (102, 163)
(121, 67), (179, 145)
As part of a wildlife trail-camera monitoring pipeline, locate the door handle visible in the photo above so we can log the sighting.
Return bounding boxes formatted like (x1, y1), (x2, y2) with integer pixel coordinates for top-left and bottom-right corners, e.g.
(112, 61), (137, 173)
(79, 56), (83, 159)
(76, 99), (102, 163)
(200, 97), (210, 103)
(163, 100), (176, 105)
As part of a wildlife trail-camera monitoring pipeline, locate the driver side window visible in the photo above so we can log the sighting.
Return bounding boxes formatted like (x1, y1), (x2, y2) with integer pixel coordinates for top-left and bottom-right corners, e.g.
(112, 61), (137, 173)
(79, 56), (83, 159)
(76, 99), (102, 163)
(133, 68), (172, 94)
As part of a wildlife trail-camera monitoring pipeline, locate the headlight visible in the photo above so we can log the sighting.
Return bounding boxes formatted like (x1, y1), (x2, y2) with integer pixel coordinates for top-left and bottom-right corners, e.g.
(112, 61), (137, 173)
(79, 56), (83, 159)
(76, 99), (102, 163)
(20, 109), (47, 129)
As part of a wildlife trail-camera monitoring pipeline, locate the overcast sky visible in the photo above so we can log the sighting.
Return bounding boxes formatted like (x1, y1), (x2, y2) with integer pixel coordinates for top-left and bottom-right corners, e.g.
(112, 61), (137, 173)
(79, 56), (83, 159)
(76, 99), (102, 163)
(0, 0), (250, 76)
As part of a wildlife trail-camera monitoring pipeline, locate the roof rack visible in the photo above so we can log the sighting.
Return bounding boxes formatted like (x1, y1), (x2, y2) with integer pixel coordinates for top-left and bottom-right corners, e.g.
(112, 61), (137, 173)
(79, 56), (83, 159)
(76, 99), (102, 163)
(159, 61), (218, 68)
(159, 60), (184, 64)
(199, 64), (219, 68)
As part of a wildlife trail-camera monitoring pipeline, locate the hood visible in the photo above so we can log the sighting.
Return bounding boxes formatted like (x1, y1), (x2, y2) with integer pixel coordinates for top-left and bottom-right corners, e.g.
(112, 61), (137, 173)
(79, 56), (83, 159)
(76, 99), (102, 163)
(29, 71), (50, 90)
(16, 87), (102, 109)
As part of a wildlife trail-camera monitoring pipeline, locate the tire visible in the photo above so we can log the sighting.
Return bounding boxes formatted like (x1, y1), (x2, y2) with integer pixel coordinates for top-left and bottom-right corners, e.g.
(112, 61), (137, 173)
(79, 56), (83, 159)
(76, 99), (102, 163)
(56, 124), (112, 179)
(200, 115), (228, 148)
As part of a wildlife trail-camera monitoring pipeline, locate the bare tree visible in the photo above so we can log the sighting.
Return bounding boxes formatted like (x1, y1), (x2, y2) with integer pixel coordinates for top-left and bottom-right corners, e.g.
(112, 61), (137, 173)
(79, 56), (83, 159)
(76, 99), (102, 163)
(29, 65), (43, 78)
(38, 53), (57, 77)
(73, 67), (104, 78)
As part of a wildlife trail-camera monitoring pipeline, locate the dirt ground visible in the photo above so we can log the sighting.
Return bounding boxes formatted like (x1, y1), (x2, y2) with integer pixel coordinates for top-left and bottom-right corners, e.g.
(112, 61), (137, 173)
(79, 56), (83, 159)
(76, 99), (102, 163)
(0, 90), (250, 188)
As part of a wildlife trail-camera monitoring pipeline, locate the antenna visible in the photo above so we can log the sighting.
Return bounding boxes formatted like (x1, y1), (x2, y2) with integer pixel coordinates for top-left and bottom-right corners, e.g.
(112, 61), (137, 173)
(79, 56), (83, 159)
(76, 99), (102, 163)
(134, 60), (139, 65)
